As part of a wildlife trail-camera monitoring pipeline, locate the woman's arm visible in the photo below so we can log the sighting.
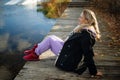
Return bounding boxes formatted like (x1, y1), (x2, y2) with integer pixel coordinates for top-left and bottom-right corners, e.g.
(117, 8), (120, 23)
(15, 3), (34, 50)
(80, 31), (97, 75)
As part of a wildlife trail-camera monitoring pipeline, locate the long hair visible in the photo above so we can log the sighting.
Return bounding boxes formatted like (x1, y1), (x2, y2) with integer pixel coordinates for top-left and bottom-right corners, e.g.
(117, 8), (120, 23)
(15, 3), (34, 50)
(82, 9), (101, 41)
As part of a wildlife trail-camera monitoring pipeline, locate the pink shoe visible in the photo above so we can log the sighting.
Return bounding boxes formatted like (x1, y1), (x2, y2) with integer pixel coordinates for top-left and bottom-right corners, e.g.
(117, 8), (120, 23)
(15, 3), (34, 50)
(24, 44), (37, 55)
(23, 52), (39, 61)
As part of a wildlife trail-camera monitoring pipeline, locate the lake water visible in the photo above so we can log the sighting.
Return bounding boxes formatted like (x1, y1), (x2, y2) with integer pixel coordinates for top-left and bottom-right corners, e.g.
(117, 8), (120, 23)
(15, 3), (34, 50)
(0, 0), (56, 53)
(0, 0), (56, 80)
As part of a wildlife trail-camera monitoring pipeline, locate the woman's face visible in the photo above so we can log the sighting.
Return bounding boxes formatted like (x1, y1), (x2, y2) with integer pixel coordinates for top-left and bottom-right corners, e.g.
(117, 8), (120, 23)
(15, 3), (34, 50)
(78, 13), (87, 25)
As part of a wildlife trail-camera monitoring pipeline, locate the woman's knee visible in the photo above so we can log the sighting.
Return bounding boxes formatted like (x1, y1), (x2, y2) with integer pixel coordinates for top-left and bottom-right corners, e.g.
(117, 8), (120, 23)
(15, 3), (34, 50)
(47, 35), (56, 38)
(46, 35), (64, 44)
(47, 35), (55, 41)
(47, 35), (60, 41)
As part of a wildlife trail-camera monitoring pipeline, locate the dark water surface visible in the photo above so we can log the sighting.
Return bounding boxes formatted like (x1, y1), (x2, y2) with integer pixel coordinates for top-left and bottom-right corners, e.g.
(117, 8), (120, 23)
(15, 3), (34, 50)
(0, 0), (56, 80)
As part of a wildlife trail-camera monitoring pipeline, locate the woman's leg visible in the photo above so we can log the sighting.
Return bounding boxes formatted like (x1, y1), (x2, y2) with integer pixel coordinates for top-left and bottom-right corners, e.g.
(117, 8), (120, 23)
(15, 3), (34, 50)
(23, 35), (64, 61)
(35, 35), (64, 56)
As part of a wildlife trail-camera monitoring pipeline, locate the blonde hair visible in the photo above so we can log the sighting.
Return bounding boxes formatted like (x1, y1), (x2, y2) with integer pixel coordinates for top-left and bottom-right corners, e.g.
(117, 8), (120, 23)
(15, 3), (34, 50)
(74, 9), (101, 41)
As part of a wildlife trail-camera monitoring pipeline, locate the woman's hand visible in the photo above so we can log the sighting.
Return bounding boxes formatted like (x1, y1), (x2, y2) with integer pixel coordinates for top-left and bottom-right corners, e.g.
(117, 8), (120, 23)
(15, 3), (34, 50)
(91, 71), (103, 78)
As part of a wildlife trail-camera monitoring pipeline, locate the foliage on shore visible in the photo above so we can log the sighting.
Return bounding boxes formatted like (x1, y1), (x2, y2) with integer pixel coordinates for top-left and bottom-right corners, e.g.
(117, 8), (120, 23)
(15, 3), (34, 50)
(37, 0), (70, 18)
(91, 0), (120, 15)
(89, 0), (120, 47)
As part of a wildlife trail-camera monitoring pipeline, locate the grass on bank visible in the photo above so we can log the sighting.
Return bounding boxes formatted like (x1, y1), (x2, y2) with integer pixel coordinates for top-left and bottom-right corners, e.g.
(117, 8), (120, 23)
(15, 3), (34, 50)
(37, 0), (71, 18)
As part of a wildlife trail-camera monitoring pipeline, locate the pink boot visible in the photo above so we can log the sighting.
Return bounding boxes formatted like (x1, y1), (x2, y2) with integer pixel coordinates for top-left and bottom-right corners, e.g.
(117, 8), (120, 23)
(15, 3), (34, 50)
(24, 44), (38, 55)
(23, 51), (39, 61)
